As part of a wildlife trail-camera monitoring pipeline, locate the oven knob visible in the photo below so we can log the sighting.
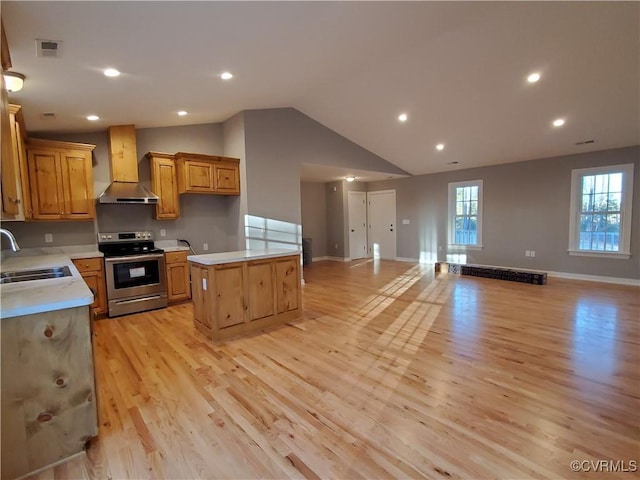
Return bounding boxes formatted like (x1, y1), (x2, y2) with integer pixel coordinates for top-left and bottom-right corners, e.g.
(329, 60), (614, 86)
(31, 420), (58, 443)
(107, 235), (112, 239)
(101, 235), (106, 240)
(136, 233), (141, 238)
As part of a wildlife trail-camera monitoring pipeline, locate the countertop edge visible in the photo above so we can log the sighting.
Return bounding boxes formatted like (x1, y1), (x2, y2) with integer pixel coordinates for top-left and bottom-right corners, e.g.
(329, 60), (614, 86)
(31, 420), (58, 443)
(188, 249), (301, 266)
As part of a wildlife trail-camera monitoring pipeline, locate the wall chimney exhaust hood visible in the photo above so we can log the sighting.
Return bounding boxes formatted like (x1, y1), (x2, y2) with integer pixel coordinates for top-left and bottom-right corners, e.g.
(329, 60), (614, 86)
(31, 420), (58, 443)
(98, 182), (158, 204)
(98, 125), (159, 204)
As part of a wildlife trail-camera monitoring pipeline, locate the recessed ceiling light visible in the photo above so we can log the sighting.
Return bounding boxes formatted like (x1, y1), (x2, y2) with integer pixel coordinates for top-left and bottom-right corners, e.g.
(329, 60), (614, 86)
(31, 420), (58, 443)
(177, 110), (188, 116)
(86, 115), (99, 121)
(527, 72), (541, 83)
(553, 118), (566, 127)
(398, 113), (408, 122)
(103, 68), (120, 77)
(345, 176), (356, 182)
(436, 143), (445, 151)
(220, 72), (233, 80)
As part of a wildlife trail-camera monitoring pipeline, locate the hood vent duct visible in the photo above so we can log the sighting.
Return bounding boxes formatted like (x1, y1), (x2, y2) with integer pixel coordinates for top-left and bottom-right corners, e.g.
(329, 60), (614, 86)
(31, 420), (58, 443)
(98, 125), (159, 204)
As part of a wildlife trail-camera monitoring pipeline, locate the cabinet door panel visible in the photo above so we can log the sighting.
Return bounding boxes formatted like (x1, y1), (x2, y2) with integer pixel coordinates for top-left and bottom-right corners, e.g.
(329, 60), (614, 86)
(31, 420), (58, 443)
(61, 152), (94, 218)
(214, 164), (239, 194)
(247, 262), (275, 321)
(214, 264), (246, 329)
(167, 263), (189, 301)
(28, 150), (63, 219)
(153, 159), (179, 219)
(276, 258), (299, 313)
(185, 162), (214, 191)
(1, 102), (19, 217)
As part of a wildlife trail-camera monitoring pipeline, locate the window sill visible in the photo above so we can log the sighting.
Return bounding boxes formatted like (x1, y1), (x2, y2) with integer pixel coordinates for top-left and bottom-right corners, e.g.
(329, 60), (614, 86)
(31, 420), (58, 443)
(448, 244), (483, 251)
(567, 250), (630, 260)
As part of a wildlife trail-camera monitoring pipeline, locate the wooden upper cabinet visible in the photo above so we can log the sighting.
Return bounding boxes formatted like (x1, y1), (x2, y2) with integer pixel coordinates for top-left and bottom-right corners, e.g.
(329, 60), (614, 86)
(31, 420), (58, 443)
(26, 138), (96, 221)
(175, 152), (240, 195)
(108, 125), (138, 182)
(146, 151), (179, 219)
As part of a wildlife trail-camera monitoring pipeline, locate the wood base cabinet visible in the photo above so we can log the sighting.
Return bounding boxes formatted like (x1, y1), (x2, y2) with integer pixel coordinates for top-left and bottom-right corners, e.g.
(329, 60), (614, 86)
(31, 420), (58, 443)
(165, 251), (191, 302)
(1, 306), (98, 479)
(71, 257), (107, 317)
(190, 254), (301, 342)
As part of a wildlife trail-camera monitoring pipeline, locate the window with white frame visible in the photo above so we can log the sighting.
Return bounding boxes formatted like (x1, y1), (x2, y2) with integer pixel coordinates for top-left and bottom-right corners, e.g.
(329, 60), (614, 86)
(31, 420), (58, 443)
(448, 180), (483, 248)
(569, 163), (634, 258)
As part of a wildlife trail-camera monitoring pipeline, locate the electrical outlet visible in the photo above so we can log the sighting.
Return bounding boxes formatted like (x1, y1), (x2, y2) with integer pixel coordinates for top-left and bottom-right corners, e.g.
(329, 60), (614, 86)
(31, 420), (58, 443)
(44, 233), (53, 243)
(334, 243), (338, 249)
(160, 229), (166, 237)
(530, 250), (536, 257)
(203, 243), (209, 251)
(525, 250), (530, 257)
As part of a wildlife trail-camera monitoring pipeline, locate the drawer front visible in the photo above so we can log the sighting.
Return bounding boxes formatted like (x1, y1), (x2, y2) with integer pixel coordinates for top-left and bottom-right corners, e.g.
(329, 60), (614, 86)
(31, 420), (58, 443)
(165, 251), (189, 264)
(72, 257), (103, 273)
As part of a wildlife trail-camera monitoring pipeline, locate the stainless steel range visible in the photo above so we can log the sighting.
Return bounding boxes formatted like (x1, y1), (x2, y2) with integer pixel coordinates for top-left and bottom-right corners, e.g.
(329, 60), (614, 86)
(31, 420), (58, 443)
(98, 231), (167, 317)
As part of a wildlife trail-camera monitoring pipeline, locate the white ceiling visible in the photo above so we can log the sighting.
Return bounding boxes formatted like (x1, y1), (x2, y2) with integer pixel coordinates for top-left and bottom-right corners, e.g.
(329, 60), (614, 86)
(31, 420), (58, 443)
(3, 2), (639, 179)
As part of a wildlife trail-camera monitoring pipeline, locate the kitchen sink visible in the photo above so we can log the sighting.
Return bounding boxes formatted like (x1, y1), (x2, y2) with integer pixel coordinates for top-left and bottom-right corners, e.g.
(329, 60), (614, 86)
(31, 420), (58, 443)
(0, 266), (72, 284)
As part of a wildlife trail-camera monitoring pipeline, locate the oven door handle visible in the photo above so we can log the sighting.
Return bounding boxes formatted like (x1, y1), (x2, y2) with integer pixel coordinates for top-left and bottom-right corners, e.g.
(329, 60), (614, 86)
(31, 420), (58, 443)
(113, 295), (164, 305)
(105, 253), (165, 263)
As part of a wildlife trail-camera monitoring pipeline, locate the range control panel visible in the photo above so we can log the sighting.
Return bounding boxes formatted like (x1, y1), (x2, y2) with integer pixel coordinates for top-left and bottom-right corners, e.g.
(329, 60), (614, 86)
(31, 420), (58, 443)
(97, 231), (154, 243)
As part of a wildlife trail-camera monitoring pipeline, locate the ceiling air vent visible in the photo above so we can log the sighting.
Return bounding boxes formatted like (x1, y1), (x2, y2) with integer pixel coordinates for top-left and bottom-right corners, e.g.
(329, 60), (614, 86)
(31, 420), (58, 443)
(36, 39), (63, 58)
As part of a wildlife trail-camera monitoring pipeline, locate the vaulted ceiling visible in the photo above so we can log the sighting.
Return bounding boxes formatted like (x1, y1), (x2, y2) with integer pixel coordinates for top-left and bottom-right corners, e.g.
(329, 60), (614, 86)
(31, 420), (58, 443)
(3, 2), (639, 178)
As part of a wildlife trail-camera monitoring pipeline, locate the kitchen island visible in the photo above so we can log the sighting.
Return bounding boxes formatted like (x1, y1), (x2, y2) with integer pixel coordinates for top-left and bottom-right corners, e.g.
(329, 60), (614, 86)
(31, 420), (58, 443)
(188, 249), (302, 342)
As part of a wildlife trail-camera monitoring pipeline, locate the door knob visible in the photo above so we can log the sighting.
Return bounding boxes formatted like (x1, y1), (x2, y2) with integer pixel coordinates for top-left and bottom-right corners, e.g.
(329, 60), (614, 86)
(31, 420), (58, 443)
(351, 229), (355, 232)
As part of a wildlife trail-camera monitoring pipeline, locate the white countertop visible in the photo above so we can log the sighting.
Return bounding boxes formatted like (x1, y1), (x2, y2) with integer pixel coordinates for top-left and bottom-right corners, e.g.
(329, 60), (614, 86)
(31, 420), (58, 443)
(162, 246), (191, 253)
(188, 249), (301, 266)
(1, 253), (95, 319)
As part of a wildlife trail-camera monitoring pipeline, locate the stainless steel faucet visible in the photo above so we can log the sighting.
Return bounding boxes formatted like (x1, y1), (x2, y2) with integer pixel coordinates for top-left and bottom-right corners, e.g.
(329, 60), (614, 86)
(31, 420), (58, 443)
(0, 228), (20, 252)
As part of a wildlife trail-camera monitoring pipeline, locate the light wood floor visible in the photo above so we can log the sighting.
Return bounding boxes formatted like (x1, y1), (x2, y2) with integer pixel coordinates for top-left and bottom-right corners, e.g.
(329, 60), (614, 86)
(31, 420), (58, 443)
(26, 260), (639, 479)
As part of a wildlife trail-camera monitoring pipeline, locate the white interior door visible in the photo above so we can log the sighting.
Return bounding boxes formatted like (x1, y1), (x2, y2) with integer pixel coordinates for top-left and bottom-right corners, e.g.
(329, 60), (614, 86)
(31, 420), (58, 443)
(367, 190), (396, 259)
(348, 191), (367, 260)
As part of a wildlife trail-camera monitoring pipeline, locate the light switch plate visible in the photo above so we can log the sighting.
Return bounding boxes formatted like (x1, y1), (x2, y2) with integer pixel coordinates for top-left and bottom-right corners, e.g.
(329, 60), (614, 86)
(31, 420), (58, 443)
(402, 219), (410, 225)
(44, 233), (53, 243)
(160, 229), (166, 237)
(203, 243), (209, 251)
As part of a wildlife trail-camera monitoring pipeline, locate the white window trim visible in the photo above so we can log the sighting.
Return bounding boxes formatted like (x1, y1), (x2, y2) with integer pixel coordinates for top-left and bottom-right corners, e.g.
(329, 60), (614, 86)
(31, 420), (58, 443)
(448, 179), (483, 249)
(568, 163), (634, 259)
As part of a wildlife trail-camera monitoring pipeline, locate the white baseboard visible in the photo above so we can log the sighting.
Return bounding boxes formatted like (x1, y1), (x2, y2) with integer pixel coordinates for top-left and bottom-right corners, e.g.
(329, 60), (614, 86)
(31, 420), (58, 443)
(545, 270), (640, 286)
(394, 258), (639, 286)
(311, 256), (330, 262)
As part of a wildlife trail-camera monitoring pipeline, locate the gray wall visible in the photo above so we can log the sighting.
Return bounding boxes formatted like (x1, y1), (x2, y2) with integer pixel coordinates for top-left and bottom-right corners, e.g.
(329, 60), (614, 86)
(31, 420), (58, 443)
(368, 146), (640, 279)
(325, 181), (345, 257)
(300, 182), (328, 258)
(223, 112), (248, 250)
(242, 108), (407, 227)
(5, 123), (231, 254)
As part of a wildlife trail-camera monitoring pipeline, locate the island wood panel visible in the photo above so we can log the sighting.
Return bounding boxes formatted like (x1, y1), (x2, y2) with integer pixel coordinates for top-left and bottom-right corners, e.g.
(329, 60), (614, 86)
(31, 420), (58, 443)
(247, 260), (276, 321)
(1, 306), (97, 480)
(213, 262), (247, 329)
(275, 256), (300, 313)
(190, 264), (212, 332)
(20, 260), (640, 480)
